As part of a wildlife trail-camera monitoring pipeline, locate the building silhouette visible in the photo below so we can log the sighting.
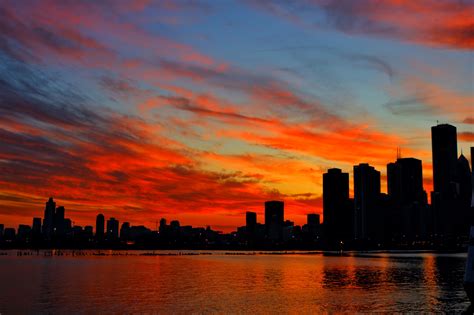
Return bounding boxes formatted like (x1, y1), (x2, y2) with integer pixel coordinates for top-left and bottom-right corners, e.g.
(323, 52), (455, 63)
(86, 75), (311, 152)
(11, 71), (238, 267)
(431, 124), (458, 195)
(354, 163), (381, 243)
(32, 217), (42, 240)
(0, 124), (472, 250)
(54, 206), (65, 237)
(42, 197), (56, 240)
(323, 168), (352, 246)
(106, 217), (119, 241)
(96, 214), (105, 240)
(265, 201), (284, 241)
(387, 157), (430, 242)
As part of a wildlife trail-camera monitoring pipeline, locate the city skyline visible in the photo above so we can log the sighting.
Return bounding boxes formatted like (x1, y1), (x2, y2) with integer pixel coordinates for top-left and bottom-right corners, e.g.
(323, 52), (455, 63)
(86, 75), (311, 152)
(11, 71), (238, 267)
(1, 123), (472, 249)
(0, 1), (473, 232)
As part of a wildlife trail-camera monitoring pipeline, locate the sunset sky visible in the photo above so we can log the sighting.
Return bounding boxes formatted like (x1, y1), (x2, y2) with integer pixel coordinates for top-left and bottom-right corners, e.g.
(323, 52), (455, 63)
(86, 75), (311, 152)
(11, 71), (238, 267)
(0, 0), (473, 232)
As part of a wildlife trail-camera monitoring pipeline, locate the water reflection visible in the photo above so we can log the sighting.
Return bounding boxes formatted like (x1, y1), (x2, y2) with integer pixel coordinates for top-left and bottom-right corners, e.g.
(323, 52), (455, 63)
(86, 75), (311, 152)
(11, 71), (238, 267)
(0, 251), (469, 313)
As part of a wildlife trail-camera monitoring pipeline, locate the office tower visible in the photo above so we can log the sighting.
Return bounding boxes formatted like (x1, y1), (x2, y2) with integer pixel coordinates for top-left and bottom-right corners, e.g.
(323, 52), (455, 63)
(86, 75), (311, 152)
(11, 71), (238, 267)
(84, 226), (93, 240)
(456, 154), (472, 207)
(354, 163), (381, 242)
(265, 201), (284, 241)
(106, 217), (119, 240)
(431, 124), (458, 194)
(64, 219), (72, 236)
(323, 168), (352, 244)
(387, 158), (424, 206)
(54, 206), (65, 236)
(96, 214), (105, 240)
(455, 153), (473, 233)
(17, 225), (31, 242)
(307, 213), (320, 226)
(42, 197), (56, 239)
(32, 218), (42, 239)
(120, 222), (130, 241)
(0, 224), (3, 240)
(246, 212), (257, 232)
(3, 228), (15, 241)
(387, 157), (430, 242)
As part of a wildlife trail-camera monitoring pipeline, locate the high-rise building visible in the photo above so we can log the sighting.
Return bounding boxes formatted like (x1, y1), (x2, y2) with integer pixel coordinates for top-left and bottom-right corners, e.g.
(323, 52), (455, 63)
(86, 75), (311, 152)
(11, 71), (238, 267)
(265, 201), (284, 241)
(307, 213), (320, 226)
(120, 222), (130, 241)
(106, 217), (119, 241)
(354, 163), (381, 242)
(245, 211), (258, 242)
(32, 218), (42, 239)
(17, 225), (31, 242)
(387, 158), (424, 206)
(54, 206), (65, 236)
(323, 168), (352, 244)
(246, 212), (257, 232)
(84, 226), (94, 240)
(0, 224), (4, 240)
(96, 214), (105, 240)
(431, 124), (458, 195)
(456, 154), (472, 207)
(42, 197), (56, 240)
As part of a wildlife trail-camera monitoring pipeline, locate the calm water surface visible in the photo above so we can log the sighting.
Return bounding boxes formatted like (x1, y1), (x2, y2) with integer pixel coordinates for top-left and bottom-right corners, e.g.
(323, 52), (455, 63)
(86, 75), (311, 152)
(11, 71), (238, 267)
(0, 251), (469, 313)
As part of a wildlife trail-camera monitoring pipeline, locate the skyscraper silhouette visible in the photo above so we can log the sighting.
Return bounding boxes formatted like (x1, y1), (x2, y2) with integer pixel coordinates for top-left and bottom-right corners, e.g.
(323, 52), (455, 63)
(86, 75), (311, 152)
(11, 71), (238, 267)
(323, 168), (352, 245)
(387, 158), (425, 206)
(265, 201), (284, 241)
(431, 124), (458, 238)
(54, 206), (65, 237)
(431, 124), (458, 195)
(246, 211), (257, 232)
(96, 214), (105, 240)
(32, 217), (42, 240)
(354, 163), (381, 242)
(106, 217), (119, 241)
(387, 157), (429, 242)
(42, 197), (56, 240)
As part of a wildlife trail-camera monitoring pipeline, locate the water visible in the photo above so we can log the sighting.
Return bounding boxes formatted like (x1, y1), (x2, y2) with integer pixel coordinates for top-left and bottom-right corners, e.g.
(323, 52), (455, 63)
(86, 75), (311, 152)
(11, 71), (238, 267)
(0, 251), (469, 313)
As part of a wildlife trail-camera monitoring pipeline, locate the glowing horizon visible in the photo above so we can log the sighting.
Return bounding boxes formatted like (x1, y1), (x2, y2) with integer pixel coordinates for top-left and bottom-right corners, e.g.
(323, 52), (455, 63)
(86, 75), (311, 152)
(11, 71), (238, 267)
(0, 0), (472, 232)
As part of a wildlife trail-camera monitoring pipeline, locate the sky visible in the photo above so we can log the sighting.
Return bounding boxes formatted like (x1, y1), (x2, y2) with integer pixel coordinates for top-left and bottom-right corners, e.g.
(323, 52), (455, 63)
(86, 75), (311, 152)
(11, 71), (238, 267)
(0, 0), (473, 232)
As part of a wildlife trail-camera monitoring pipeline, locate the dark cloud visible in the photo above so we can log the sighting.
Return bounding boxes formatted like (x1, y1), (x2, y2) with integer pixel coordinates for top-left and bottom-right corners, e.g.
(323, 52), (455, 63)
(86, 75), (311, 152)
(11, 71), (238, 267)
(384, 96), (432, 116)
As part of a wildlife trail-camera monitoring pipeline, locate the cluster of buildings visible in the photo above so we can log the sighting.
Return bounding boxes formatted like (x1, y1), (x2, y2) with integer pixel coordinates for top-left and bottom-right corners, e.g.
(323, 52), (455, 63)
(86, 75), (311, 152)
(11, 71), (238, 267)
(0, 123), (472, 250)
(323, 124), (473, 248)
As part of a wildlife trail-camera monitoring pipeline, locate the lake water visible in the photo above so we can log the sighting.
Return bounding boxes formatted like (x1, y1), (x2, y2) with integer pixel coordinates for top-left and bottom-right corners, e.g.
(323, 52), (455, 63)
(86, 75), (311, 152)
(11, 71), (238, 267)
(0, 251), (469, 313)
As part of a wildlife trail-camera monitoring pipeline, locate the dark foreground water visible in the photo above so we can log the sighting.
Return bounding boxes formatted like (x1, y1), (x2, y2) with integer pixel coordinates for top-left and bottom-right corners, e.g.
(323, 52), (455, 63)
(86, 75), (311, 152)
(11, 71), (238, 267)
(0, 251), (469, 313)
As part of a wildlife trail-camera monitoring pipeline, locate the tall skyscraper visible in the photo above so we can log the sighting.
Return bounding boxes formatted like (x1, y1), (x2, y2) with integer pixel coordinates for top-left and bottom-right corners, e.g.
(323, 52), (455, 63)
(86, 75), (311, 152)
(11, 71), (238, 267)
(354, 163), (381, 242)
(32, 217), (42, 239)
(106, 217), (119, 241)
(307, 214), (320, 226)
(387, 158), (429, 242)
(431, 124), (458, 195)
(54, 206), (65, 236)
(431, 124), (458, 238)
(456, 154), (472, 207)
(246, 212), (257, 232)
(265, 201), (284, 241)
(96, 214), (105, 240)
(120, 222), (130, 241)
(42, 197), (56, 240)
(387, 158), (424, 206)
(323, 168), (351, 244)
